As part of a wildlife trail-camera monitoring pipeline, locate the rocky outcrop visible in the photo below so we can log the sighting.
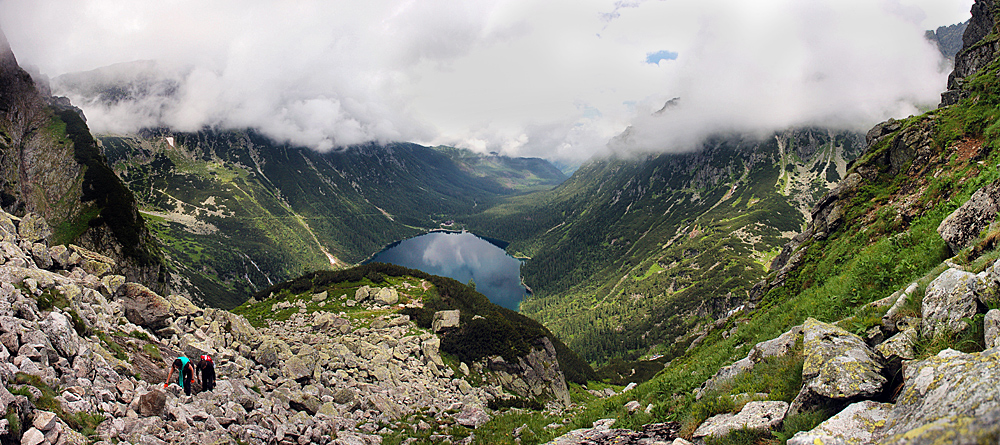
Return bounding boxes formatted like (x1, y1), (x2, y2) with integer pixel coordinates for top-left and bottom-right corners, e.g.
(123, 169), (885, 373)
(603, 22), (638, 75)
(941, 0), (999, 106)
(788, 319), (886, 416)
(480, 336), (571, 406)
(937, 178), (1000, 253)
(0, 28), (167, 294)
(431, 309), (460, 332)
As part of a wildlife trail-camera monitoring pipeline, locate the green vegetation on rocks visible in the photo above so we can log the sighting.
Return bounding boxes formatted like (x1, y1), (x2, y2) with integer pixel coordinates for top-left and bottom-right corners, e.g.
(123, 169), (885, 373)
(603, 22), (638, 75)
(247, 262), (596, 385)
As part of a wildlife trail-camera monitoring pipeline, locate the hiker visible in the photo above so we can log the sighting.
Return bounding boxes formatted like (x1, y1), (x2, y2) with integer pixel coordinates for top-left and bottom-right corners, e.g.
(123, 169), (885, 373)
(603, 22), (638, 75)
(197, 354), (216, 392)
(165, 355), (196, 396)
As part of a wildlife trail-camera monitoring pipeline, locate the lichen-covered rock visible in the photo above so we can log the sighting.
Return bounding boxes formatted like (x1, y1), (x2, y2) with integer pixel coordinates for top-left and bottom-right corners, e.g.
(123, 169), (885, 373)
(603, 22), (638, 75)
(788, 318), (886, 416)
(69, 244), (116, 277)
(354, 285), (371, 302)
(166, 294), (201, 318)
(283, 354), (313, 381)
(692, 401), (789, 440)
(116, 283), (172, 330)
(17, 213), (51, 244)
(921, 268), (979, 339)
(876, 327), (917, 362)
(877, 347), (1000, 443)
(0, 213), (15, 242)
(431, 310), (460, 332)
(100, 275), (126, 296)
(787, 400), (892, 445)
(253, 336), (289, 368)
(986, 309), (1000, 349)
(374, 287), (398, 305)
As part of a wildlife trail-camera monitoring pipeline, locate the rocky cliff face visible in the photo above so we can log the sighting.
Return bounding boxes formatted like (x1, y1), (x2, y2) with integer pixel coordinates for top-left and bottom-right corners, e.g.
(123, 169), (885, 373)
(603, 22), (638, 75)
(0, 27), (166, 293)
(940, 0), (998, 106)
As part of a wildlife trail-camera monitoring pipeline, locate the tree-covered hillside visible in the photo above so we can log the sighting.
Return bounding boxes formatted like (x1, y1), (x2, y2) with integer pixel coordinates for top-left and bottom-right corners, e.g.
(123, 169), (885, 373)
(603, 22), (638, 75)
(98, 130), (565, 308)
(465, 129), (865, 366)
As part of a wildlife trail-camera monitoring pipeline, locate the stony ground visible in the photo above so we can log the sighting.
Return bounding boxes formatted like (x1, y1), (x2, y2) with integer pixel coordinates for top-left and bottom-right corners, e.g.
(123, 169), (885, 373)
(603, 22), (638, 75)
(0, 209), (571, 445)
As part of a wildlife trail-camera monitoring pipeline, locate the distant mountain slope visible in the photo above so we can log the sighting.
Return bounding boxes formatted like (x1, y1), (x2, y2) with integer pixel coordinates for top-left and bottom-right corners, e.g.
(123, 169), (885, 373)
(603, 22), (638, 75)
(465, 128), (865, 365)
(0, 27), (166, 289)
(97, 130), (565, 308)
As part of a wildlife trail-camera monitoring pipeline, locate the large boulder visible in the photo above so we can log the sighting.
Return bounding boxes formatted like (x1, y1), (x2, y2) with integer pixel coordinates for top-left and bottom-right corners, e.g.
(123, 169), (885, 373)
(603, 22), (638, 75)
(138, 390), (166, 417)
(374, 287), (398, 305)
(787, 401), (892, 445)
(431, 310), (460, 332)
(788, 318), (886, 416)
(116, 283), (172, 330)
(17, 213), (50, 243)
(69, 245), (116, 277)
(937, 178), (1000, 253)
(254, 336), (290, 368)
(40, 312), (79, 359)
(921, 268), (979, 339)
(355, 286), (372, 302)
(456, 405), (491, 428)
(283, 354), (314, 381)
(877, 347), (1000, 443)
(313, 313), (351, 334)
(165, 294), (201, 318)
(692, 401), (788, 441)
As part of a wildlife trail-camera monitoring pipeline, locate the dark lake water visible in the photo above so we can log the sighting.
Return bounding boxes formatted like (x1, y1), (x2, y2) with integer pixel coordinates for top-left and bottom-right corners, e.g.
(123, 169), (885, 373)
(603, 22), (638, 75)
(365, 231), (527, 310)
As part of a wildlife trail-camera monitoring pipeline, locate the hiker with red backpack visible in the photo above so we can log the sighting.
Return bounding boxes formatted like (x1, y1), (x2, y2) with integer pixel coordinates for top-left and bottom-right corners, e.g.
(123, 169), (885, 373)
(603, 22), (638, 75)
(197, 354), (216, 392)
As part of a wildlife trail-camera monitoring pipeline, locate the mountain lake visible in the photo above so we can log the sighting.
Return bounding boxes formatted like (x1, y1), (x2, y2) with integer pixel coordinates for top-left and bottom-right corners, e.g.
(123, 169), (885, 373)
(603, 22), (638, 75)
(365, 231), (528, 310)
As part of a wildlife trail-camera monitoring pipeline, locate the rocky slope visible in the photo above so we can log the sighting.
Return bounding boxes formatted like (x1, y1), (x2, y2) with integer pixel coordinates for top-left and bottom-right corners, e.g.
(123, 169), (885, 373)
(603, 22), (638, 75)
(0, 206), (588, 445)
(0, 27), (165, 293)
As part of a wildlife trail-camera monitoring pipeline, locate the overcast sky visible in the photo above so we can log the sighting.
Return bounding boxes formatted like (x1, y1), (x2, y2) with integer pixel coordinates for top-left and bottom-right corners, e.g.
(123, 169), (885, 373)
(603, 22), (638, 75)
(0, 0), (974, 163)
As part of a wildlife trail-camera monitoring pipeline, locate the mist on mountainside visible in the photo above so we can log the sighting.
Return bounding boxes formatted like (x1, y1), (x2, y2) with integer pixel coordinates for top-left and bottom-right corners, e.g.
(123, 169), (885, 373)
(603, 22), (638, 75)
(0, 0), (970, 164)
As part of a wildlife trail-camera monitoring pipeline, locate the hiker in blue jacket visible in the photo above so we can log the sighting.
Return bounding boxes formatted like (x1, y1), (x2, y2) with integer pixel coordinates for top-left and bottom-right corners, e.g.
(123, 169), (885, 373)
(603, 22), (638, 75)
(164, 355), (197, 396)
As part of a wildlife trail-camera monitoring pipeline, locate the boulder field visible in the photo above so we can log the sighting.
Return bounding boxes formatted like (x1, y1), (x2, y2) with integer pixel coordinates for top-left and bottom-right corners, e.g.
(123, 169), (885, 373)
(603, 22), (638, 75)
(0, 209), (572, 445)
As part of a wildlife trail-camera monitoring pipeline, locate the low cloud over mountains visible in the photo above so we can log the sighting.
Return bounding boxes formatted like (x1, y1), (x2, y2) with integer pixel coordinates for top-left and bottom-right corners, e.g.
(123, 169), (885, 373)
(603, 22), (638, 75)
(1, 0), (972, 162)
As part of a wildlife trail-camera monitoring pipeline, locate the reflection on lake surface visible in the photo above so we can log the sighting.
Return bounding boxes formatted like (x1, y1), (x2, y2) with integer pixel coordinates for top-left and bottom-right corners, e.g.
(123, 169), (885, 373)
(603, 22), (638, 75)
(365, 231), (527, 310)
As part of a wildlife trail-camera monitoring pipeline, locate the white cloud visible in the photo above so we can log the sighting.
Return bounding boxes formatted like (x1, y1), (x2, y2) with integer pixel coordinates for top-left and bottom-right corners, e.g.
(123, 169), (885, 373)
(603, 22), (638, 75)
(0, 0), (973, 162)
